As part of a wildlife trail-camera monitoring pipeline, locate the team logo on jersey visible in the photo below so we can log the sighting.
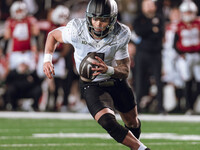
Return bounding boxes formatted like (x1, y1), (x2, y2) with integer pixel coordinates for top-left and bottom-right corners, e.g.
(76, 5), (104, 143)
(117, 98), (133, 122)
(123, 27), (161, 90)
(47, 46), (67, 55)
(109, 42), (118, 46)
(82, 41), (87, 45)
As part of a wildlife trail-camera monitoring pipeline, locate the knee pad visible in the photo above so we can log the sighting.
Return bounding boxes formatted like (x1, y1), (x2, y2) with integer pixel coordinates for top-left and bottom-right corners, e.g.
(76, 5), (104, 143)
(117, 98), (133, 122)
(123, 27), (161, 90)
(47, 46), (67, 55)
(98, 113), (128, 143)
(125, 118), (141, 139)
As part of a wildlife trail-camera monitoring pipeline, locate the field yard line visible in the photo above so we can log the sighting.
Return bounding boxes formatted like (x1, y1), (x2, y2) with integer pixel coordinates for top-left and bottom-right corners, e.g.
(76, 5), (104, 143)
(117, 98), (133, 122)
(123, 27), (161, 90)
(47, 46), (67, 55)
(0, 143), (120, 147)
(141, 133), (200, 140)
(0, 111), (200, 122)
(0, 141), (200, 148)
(1, 133), (200, 141)
(32, 133), (200, 141)
(33, 133), (111, 139)
(146, 141), (200, 145)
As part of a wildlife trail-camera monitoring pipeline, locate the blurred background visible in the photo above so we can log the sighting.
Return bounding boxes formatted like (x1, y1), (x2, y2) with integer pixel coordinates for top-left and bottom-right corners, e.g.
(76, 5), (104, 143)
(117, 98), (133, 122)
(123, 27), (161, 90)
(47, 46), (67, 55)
(0, 0), (200, 115)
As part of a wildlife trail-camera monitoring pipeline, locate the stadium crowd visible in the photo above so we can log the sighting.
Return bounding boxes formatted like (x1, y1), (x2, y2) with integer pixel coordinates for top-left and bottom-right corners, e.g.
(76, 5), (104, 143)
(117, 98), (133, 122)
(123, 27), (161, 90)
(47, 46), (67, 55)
(0, 0), (200, 115)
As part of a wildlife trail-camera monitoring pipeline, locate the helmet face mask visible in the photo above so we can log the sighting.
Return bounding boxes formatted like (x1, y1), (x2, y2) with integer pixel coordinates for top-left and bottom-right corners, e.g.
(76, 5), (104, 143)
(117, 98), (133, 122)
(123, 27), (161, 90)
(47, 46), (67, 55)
(182, 11), (196, 22)
(10, 1), (28, 20)
(86, 0), (118, 38)
(179, 1), (198, 22)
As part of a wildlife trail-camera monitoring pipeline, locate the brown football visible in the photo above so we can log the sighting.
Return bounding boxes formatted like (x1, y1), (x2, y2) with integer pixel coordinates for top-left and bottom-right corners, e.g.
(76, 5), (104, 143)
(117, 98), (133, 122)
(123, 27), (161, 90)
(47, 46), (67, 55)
(79, 52), (99, 82)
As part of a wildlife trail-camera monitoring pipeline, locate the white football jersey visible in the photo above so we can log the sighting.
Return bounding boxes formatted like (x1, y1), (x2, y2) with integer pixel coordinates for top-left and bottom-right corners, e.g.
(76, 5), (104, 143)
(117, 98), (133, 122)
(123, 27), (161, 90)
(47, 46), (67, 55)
(56, 18), (131, 82)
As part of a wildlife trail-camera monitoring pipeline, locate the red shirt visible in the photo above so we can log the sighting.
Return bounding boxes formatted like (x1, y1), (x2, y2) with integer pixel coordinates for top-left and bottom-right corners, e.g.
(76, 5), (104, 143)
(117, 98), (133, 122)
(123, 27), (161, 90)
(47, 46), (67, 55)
(5, 16), (37, 52)
(175, 19), (200, 53)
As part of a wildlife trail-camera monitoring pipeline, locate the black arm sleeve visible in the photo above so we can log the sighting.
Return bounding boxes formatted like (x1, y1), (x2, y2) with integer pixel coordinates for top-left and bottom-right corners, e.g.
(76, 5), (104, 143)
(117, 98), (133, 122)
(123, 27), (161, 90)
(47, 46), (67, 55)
(173, 33), (184, 54)
(3, 39), (9, 55)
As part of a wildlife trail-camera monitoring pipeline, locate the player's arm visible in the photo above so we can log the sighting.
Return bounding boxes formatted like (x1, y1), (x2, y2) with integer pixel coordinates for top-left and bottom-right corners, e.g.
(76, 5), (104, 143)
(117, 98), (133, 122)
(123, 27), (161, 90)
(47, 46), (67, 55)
(173, 32), (185, 59)
(4, 20), (11, 40)
(43, 29), (64, 79)
(114, 57), (130, 79)
(44, 29), (64, 54)
(92, 56), (130, 79)
(4, 28), (11, 40)
(3, 21), (11, 55)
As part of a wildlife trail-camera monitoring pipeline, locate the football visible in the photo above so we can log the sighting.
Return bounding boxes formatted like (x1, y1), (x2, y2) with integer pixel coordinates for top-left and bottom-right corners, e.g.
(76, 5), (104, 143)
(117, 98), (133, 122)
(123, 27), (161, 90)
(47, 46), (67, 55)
(79, 52), (99, 82)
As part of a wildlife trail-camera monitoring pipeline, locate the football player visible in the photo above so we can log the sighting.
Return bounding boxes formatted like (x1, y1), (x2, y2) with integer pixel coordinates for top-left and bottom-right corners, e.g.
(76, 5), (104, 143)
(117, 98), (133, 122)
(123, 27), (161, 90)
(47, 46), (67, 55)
(3, 1), (41, 111)
(43, 0), (150, 149)
(174, 0), (200, 114)
(4, 1), (39, 71)
(162, 8), (185, 113)
(37, 5), (70, 111)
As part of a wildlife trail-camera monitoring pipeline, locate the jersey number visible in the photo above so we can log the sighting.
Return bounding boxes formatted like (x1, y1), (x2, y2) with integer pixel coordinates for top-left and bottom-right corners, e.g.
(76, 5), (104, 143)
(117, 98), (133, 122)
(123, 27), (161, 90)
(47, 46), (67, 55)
(13, 23), (29, 41)
(180, 28), (199, 47)
(88, 52), (105, 61)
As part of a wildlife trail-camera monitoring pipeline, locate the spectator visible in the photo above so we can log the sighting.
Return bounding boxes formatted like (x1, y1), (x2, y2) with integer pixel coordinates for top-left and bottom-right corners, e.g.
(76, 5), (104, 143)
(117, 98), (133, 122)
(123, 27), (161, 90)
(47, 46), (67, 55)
(4, 62), (42, 111)
(132, 0), (165, 114)
(117, 0), (138, 25)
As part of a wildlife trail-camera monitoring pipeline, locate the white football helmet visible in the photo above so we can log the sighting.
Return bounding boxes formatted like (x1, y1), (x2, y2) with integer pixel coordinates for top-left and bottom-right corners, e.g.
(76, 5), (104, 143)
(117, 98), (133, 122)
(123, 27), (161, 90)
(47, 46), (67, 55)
(10, 1), (28, 20)
(179, 0), (198, 22)
(51, 5), (70, 25)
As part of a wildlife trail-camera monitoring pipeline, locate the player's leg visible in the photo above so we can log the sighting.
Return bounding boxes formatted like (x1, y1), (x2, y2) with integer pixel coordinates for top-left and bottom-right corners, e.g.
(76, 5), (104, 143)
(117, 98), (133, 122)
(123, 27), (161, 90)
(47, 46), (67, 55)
(119, 106), (141, 139)
(109, 79), (150, 149)
(106, 79), (149, 149)
(193, 59), (200, 111)
(81, 81), (148, 150)
(82, 82), (130, 144)
(108, 79), (142, 139)
(95, 108), (143, 150)
(4, 84), (18, 110)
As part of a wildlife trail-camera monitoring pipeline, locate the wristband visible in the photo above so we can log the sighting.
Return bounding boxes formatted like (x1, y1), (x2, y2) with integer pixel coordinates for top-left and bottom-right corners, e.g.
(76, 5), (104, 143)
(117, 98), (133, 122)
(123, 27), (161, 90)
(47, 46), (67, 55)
(43, 53), (53, 63)
(106, 66), (114, 75)
(138, 143), (147, 150)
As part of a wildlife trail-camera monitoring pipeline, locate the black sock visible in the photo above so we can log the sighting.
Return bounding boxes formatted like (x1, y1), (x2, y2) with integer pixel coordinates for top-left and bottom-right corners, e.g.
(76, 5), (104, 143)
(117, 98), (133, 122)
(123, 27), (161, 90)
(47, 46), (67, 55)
(125, 118), (141, 139)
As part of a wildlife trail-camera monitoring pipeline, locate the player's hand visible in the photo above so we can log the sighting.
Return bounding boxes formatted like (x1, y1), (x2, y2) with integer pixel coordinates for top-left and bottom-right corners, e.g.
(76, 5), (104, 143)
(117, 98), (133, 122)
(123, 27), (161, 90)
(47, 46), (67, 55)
(92, 56), (108, 76)
(43, 62), (55, 79)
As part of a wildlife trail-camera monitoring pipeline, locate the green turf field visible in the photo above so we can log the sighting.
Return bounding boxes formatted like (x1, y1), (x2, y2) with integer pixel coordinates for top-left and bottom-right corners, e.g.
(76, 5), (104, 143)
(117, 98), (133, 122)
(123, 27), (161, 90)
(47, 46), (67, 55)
(0, 113), (200, 150)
